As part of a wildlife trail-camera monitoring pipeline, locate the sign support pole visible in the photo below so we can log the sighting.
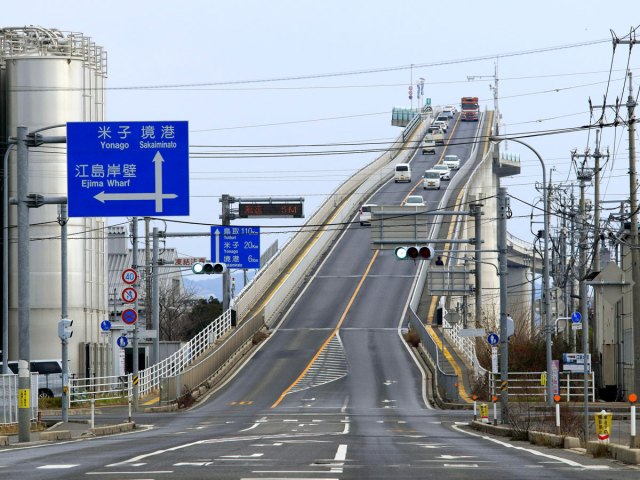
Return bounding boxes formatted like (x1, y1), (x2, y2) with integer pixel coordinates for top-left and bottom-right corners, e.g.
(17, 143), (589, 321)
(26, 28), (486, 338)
(152, 227), (160, 365)
(497, 187), (509, 423)
(131, 217), (139, 411)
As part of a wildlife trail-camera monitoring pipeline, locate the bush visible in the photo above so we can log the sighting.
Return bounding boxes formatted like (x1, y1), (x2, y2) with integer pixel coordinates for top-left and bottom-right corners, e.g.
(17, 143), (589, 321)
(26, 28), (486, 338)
(403, 329), (420, 348)
(252, 330), (270, 345)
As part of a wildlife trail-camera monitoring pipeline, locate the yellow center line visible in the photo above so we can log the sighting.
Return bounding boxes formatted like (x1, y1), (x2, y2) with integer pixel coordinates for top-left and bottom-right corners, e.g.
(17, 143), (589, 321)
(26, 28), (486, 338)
(424, 112), (494, 404)
(271, 250), (380, 408)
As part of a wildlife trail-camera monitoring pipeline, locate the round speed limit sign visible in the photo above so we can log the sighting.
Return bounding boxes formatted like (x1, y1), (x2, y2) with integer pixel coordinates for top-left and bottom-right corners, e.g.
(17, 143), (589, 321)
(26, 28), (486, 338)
(122, 268), (138, 285)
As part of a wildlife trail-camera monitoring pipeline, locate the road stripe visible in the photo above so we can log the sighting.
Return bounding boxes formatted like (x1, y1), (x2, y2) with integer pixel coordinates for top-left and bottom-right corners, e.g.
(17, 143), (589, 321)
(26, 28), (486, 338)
(271, 251), (379, 408)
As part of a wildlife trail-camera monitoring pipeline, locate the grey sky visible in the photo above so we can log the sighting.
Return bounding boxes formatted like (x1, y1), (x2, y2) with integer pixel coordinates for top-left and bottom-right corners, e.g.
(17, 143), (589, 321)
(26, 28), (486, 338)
(4, 2), (638, 272)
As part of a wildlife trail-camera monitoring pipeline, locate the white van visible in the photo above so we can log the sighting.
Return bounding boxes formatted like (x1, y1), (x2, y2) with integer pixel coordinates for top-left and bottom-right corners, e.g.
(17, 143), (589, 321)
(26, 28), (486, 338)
(394, 163), (412, 183)
(423, 170), (441, 190)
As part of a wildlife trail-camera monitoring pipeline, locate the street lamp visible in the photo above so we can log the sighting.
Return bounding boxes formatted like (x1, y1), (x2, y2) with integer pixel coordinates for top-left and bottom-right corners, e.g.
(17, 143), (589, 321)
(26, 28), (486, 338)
(490, 136), (554, 406)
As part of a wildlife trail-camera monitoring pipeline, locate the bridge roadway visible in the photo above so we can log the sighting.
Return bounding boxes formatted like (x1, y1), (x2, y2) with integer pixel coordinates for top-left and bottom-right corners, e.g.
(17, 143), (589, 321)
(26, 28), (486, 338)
(2, 114), (633, 479)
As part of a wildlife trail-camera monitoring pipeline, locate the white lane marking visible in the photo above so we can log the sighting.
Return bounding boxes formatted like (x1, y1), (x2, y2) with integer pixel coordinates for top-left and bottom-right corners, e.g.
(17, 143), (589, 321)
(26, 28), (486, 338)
(331, 444), (348, 473)
(451, 424), (610, 469)
(175, 462), (214, 466)
(438, 455), (475, 460)
(243, 478), (339, 480)
(220, 453), (264, 459)
(341, 395), (350, 413)
(240, 423), (261, 432)
(37, 465), (78, 469)
(86, 471), (173, 475)
(444, 463), (478, 468)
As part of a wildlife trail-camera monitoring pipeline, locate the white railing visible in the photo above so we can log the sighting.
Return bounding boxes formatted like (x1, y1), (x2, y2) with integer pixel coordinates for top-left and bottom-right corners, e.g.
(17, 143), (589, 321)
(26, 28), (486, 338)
(0, 374), (38, 424)
(70, 374), (132, 404)
(71, 309), (232, 403)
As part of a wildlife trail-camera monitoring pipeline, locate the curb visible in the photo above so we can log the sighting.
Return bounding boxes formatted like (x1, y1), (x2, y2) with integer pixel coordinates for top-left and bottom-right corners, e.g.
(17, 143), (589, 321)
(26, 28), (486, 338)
(469, 421), (640, 465)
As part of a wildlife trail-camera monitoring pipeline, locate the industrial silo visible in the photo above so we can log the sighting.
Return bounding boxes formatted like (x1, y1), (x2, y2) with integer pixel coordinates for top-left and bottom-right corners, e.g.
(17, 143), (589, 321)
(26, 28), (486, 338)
(0, 27), (109, 379)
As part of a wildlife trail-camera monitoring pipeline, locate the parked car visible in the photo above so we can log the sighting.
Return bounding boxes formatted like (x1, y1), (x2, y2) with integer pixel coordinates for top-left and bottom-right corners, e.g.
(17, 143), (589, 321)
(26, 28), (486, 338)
(443, 154), (461, 170)
(8, 359), (64, 398)
(431, 164), (451, 180)
(359, 203), (377, 226)
(404, 195), (425, 206)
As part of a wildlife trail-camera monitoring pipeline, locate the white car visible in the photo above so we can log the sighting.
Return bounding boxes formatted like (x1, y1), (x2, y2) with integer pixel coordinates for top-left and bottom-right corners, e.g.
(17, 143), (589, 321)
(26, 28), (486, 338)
(443, 105), (457, 116)
(359, 203), (377, 226)
(431, 164), (451, 180)
(433, 120), (448, 132)
(443, 154), (461, 170)
(404, 195), (425, 207)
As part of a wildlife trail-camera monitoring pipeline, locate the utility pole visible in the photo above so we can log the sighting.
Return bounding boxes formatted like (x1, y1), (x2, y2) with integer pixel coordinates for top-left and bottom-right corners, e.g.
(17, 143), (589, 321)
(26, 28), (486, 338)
(573, 150), (594, 442)
(497, 187), (509, 422)
(612, 31), (640, 402)
(468, 61), (500, 132)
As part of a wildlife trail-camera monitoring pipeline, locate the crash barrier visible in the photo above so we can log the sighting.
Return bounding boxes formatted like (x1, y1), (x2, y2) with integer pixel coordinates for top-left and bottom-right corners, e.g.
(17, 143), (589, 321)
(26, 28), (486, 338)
(0, 373), (38, 424)
(489, 371), (595, 402)
(408, 310), (459, 402)
(70, 309), (232, 404)
(234, 110), (436, 328)
(160, 313), (265, 404)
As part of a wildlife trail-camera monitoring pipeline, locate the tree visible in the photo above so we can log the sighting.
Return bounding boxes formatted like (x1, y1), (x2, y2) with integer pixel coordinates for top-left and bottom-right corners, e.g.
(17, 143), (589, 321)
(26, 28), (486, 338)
(159, 282), (198, 341)
(182, 297), (223, 339)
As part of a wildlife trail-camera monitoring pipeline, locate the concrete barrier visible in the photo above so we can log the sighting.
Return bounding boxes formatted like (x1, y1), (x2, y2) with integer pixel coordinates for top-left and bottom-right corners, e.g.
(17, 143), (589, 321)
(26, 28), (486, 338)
(90, 422), (135, 436)
(0, 436), (9, 446)
(586, 440), (640, 464)
(39, 430), (71, 441)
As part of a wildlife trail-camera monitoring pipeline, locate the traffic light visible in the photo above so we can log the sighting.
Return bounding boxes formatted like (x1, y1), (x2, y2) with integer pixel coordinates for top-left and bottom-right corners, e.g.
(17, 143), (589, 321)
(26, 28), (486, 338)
(57, 318), (73, 340)
(394, 245), (435, 260)
(192, 262), (227, 275)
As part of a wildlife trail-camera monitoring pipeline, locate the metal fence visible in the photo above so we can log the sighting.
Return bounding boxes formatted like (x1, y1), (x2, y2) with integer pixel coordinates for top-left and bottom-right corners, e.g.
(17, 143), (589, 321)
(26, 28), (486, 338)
(490, 371), (595, 402)
(70, 374), (132, 404)
(0, 374), (38, 425)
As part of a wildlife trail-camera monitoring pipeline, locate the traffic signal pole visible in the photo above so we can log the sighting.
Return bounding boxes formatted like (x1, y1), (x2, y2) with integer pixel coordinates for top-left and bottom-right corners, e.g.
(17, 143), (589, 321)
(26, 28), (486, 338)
(131, 217), (139, 411)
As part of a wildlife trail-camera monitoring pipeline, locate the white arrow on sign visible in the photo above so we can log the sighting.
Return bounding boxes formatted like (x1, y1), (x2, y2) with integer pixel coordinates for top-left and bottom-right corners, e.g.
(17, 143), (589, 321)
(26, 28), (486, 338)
(93, 152), (177, 212)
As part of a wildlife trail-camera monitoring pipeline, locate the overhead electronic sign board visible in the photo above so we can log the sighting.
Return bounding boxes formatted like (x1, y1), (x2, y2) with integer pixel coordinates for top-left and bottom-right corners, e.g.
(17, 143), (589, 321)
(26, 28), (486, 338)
(238, 202), (303, 218)
(67, 121), (189, 217)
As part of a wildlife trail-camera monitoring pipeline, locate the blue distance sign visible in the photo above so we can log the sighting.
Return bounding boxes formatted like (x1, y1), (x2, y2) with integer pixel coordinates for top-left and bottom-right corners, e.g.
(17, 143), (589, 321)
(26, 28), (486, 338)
(211, 226), (260, 269)
(117, 335), (128, 348)
(487, 332), (499, 346)
(66, 121), (189, 217)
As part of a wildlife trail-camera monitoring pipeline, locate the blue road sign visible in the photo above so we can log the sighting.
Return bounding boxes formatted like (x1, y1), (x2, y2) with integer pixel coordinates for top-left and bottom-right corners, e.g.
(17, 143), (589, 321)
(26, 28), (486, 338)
(100, 320), (111, 332)
(487, 332), (499, 346)
(211, 226), (260, 269)
(571, 311), (582, 323)
(122, 308), (138, 325)
(67, 121), (189, 217)
(117, 335), (128, 348)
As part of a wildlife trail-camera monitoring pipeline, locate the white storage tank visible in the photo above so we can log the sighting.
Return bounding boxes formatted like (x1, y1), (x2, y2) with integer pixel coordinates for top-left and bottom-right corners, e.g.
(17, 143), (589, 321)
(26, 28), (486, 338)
(1, 27), (109, 378)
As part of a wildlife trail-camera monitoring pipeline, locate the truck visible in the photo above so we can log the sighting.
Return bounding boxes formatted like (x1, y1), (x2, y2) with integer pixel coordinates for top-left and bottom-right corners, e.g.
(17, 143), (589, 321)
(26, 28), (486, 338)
(460, 96), (479, 121)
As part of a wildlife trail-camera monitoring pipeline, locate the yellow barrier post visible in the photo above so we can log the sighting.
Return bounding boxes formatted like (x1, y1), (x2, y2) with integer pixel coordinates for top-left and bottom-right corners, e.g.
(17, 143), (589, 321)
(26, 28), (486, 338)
(479, 403), (489, 424)
(595, 409), (613, 443)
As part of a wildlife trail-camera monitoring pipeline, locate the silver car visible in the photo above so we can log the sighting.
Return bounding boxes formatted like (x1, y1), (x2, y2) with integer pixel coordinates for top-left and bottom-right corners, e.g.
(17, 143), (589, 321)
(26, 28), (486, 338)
(359, 203), (377, 226)
(431, 164), (451, 181)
